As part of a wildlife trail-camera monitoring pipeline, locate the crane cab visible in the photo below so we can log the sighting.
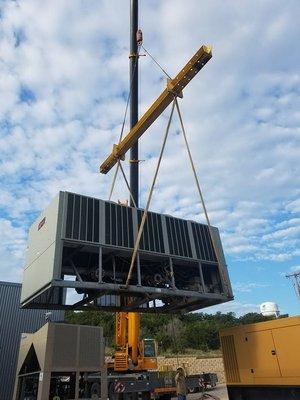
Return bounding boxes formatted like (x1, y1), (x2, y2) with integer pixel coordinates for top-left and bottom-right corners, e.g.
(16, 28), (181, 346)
(139, 338), (158, 370)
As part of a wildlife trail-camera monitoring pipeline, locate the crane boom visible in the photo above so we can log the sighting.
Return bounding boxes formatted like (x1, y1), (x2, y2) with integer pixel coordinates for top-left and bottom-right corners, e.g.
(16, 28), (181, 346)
(100, 44), (212, 174)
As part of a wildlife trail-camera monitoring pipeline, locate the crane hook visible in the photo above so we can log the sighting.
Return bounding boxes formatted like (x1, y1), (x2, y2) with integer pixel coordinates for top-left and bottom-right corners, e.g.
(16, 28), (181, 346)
(136, 29), (143, 46)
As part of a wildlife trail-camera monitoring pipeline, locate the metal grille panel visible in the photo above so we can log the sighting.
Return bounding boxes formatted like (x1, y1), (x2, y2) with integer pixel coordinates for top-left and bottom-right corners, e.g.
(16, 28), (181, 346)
(52, 325), (78, 367)
(64, 192), (219, 263)
(65, 193), (100, 243)
(221, 335), (241, 383)
(166, 216), (192, 258)
(137, 209), (165, 253)
(79, 326), (103, 367)
(105, 202), (134, 248)
(191, 222), (217, 262)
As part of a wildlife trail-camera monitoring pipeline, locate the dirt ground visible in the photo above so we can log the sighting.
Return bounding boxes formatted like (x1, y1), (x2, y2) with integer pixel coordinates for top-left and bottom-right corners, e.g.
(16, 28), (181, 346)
(188, 384), (229, 400)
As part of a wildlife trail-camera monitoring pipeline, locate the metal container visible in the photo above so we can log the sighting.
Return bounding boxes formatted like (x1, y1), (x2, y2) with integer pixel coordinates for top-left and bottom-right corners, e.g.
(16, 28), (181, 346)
(12, 322), (105, 400)
(220, 316), (300, 399)
(21, 191), (233, 313)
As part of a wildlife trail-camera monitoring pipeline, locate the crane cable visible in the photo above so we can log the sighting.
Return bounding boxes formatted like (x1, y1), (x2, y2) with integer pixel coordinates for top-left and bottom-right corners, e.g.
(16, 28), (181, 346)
(109, 42), (169, 202)
(141, 45), (171, 79)
(108, 45), (141, 202)
(118, 159), (137, 208)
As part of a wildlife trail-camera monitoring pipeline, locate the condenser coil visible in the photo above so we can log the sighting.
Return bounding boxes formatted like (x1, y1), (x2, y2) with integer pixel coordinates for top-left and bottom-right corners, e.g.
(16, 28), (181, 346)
(21, 192), (233, 313)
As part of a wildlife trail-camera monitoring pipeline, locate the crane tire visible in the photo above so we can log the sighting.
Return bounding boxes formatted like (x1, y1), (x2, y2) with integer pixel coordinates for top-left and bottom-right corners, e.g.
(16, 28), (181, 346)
(90, 382), (101, 398)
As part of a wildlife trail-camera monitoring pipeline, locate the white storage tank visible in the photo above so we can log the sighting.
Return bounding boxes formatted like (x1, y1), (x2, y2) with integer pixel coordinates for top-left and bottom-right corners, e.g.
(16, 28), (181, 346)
(260, 302), (280, 318)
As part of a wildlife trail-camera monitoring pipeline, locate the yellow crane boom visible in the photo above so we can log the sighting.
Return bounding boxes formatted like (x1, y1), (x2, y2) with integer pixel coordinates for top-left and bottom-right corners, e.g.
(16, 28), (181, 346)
(100, 44), (212, 174)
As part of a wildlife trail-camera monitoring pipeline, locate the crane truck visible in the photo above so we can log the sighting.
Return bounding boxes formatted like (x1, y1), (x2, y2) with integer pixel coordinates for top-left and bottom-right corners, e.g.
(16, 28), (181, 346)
(84, 311), (218, 399)
(91, 38), (220, 399)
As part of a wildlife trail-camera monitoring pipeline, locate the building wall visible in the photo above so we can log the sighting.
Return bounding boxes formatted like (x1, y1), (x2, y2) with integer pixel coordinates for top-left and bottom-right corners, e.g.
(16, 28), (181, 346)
(0, 281), (64, 400)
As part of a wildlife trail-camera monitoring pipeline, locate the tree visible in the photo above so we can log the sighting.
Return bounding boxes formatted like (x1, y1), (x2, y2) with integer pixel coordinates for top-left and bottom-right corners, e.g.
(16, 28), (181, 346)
(65, 310), (275, 353)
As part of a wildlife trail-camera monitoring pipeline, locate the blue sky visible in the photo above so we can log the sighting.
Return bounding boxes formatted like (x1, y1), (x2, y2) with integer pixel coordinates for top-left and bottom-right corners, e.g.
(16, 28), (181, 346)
(0, 0), (300, 316)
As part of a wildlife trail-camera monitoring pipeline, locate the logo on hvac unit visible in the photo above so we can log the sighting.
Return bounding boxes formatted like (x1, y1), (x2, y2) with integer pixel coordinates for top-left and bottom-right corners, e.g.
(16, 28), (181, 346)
(38, 217), (46, 231)
(114, 381), (125, 393)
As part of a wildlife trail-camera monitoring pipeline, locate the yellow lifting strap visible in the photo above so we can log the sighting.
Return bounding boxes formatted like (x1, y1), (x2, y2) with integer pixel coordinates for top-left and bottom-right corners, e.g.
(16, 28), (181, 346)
(99, 44), (212, 174)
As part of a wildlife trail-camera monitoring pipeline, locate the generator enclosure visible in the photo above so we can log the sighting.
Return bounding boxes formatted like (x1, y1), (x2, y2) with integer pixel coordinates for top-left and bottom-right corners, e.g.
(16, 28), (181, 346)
(13, 322), (105, 400)
(21, 191), (233, 313)
(220, 316), (300, 400)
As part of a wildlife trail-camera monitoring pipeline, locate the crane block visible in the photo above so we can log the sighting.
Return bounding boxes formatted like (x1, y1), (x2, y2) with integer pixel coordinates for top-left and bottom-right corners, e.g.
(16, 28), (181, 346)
(100, 44), (212, 174)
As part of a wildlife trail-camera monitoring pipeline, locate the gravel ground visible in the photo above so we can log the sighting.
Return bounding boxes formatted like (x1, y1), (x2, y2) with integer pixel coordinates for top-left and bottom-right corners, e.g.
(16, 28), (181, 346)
(187, 385), (229, 400)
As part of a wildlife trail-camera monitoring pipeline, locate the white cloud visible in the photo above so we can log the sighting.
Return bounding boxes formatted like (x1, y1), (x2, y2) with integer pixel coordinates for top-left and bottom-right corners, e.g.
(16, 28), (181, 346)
(233, 282), (270, 293)
(287, 265), (300, 275)
(205, 301), (260, 316)
(286, 199), (300, 214)
(0, 218), (27, 282)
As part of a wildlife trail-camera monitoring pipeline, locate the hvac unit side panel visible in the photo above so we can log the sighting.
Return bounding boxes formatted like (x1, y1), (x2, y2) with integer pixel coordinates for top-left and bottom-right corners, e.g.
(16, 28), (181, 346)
(21, 245), (56, 303)
(21, 193), (63, 304)
(53, 192), (65, 279)
(211, 226), (233, 297)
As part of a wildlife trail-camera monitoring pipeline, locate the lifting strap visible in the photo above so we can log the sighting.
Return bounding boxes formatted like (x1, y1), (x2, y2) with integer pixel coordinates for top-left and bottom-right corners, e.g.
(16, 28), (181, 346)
(125, 96), (228, 293)
(113, 43), (228, 294)
(125, 99), (176, 287)
(174, 98), (229, 293)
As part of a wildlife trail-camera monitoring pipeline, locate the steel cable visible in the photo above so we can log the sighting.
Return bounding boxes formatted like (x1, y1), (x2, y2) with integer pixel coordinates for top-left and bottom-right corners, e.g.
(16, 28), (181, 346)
(141, 45), (171, 79)
(108, 45), (141, 201)
(118, 159), (137, 208)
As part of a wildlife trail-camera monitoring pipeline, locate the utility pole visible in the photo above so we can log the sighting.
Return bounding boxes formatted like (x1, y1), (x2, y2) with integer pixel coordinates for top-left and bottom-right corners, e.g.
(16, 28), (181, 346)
(286, 271), (300, 299)
(130, 0), (139, 207)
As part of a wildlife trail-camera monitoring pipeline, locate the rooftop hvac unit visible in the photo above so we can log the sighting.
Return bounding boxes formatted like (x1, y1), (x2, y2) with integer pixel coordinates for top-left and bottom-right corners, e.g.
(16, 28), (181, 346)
(21, 192), (233, 313)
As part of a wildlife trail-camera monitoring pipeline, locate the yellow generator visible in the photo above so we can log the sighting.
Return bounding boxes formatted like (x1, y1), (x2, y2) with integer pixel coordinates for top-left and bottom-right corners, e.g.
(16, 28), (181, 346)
(220, 316), (300, 400)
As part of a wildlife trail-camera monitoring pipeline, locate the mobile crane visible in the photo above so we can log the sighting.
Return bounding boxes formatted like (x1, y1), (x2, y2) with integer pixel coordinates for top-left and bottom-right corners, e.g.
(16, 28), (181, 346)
(99, 2), (212, 374)
(110, 312), (157, 372)
(106, 40), (212, 373)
